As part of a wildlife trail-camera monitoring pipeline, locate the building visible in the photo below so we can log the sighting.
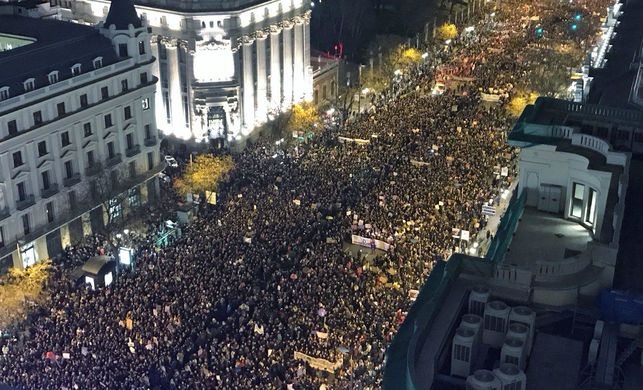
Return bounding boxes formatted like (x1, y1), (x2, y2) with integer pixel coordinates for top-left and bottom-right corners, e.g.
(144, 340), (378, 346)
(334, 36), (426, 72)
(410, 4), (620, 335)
(64, 0), (313, 143)
(0, 0), (161, 272)
(310, 51), (339, 108)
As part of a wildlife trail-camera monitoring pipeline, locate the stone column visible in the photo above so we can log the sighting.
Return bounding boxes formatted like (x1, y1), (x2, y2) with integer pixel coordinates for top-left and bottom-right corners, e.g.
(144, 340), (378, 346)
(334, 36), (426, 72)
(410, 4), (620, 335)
(241, 37), (256, 129)
(293, 17), (305, 102)
(269, 25), (282, 110)
(281, 22), (294, 107)
(303, 11), (313, 100)
(255, 33), (268, 123)
(165, 38), (187, 138)
(149, 36), (165, 134)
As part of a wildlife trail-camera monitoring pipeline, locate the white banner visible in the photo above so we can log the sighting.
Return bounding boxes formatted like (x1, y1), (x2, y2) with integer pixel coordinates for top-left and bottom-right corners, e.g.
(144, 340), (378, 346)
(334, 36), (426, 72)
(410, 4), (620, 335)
(351, 235), (393, 251)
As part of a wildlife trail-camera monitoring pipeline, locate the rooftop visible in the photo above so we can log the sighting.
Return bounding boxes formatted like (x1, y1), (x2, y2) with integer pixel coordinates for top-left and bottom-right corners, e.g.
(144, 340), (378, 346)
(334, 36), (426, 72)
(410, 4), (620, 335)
(133, 0), (276, 12)
(526, 333), (584, 390)
(504, 208), (592, 269)
(0, 15), (118, 97)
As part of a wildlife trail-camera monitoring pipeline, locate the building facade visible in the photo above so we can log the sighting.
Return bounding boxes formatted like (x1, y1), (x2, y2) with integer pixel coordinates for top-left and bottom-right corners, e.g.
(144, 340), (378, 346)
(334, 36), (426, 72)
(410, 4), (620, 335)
(0, 4), (161, 271)
(64, 0), (313, 143)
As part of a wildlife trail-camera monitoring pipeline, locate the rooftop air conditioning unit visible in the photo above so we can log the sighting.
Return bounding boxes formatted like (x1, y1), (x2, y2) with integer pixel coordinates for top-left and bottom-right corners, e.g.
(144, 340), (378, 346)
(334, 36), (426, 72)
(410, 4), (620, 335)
(451, 327), (477, 378)
(493, 363), (526, 390)
(461, 313), (483, 344)
(469, 285), (490, 317)
(509, 306), (535, 356)
(501, 337), (526, 370)
(483, 300), (510, 348)
(466, 369), (502, 390)
(506, 323), (529, 352)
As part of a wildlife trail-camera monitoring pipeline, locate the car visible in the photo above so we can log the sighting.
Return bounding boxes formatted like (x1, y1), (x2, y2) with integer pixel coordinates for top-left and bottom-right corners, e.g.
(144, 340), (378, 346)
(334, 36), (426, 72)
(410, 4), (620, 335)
(158, 172), (171, 183)
(164, 155), (178, 168)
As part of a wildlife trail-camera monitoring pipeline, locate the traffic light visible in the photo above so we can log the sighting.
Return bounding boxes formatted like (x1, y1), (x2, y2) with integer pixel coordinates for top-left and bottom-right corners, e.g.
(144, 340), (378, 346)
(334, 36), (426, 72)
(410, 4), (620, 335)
(571, 23), (578, 31)
(573, 13), (582, 21)
(535, 26), (544, 37)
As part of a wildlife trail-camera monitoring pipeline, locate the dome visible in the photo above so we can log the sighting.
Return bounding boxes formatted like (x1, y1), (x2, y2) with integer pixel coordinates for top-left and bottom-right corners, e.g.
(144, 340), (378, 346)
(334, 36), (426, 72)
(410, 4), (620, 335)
(105, 0), (142, 30)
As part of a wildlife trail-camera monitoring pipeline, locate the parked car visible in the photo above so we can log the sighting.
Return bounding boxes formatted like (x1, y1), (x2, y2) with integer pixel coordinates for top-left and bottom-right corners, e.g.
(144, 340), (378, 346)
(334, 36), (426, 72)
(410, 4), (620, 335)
(164, 155), (178, 168)
(158, 172), (171, 183)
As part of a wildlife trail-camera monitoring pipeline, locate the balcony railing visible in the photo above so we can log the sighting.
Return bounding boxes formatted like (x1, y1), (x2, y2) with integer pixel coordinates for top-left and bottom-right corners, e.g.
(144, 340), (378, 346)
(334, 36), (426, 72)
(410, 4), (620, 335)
(16, 195), (35, 211)
(41, 184), (60, 199)
(106, 153), (122, 167)
(85, 163), (103, 177)
(126, 144), (141, 157)
(144, 136), (157, 147)
(63, 173), (81, 187)
(0, 206), (9, 221)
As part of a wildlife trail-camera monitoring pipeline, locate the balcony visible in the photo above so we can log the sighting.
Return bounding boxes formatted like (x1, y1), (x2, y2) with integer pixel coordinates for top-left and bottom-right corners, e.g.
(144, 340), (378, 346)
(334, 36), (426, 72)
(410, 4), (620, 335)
(85, 163), (103, 177)
(16, 194), (35, 211)
(41, 184), (59, 199)
(0, 206), (9, 221)
(63, 173), (81, 187)
(126, 144), (141, 157)
(144, 136), (157, 147)
(106, 153), (122, 167)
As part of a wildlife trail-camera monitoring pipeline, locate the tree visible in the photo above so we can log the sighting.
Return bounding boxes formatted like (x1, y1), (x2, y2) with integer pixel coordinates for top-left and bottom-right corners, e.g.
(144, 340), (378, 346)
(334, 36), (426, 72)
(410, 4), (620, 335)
(507, 91), (539, 117)
(286, 102), (322, 135)
(88, 165), (131, 230)
(174, 155), (234, 200)
(0, 261), (50, 329)
(436, 23), (458, 40)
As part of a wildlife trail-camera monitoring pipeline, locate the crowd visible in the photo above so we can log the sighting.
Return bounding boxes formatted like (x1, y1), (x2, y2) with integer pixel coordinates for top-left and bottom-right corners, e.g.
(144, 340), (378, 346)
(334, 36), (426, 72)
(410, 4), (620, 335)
(0, 0), (611, 388)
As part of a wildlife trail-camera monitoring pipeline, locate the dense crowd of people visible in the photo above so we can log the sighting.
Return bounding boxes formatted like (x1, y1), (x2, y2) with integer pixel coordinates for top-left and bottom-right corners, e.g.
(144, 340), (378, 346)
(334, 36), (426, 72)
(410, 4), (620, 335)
(0, 0), (611, 388)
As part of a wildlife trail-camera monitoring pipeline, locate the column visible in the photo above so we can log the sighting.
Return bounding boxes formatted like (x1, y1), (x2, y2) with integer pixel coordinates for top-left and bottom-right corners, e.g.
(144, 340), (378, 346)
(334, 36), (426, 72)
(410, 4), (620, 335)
(166, 39), (187, 139)
(241, 38), (255, 129)
(281, 23), (294, 107)
(293, 18), (304, 102)
(255, 34), (268, 123)
(303, 11), (313, 100)
(270, 25), (282, 110)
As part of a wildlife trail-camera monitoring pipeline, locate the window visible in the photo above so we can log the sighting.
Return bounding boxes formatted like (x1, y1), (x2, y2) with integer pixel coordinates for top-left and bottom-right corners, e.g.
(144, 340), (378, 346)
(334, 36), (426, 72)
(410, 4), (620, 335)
(163, 91), (171, 122)
(80, 94), (89, 108)
(46, 202), (54, 223)
(209, 21), (214, 28)
(24, 79), (35, 92)
(144, 124), (151, 139)
(17, 182), (26, 201)
(118, 43), (128, 57)
(138, 41), (145, 55)
(64, 161), (73, 178)
(109, 197), (122, 220)
(13, 151), (23, 168)
(124, 106), (132, 120)
(140, 72), (148, 84)
(57, 102), (66, 117)
(160, 16), (167, 25)
(126, 133), (134, 149)
(22, 214), (30, 235)
(41, 171), (50, 190)
(129, 161), (136, 177)
(71, 64), (81, 76)
(217, 20), (222, 28)
(183, 96), (189, 126)
(107, 142), (115, 158)
(571, 182), (585, 218)
(87, 150), (95, 167)
(7, 120), (18, 136)
(37, 141), (47, 157)
(33, 110), (43, 125)
(104, 114), (113, 128)
(121, 79), (129, 92)
(0, 87), (9, 100)
(147, 151), (154, 170)
(587, 188), (597, 225)
(93, 57), (103, 69)
(128, 187), (140, 207)
(61, 131), (71, 147)
(48, 71), (59, 84)
(101, 86), (109, 100)
(141, 98), (150, 110)
(83, 122), (92, 137)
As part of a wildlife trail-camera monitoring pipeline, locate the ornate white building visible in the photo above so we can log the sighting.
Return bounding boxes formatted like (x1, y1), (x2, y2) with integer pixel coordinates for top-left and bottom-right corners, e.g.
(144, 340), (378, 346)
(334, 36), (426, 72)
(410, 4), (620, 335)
(65, 0), (313, 142)
(0, 1), (161, 270)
